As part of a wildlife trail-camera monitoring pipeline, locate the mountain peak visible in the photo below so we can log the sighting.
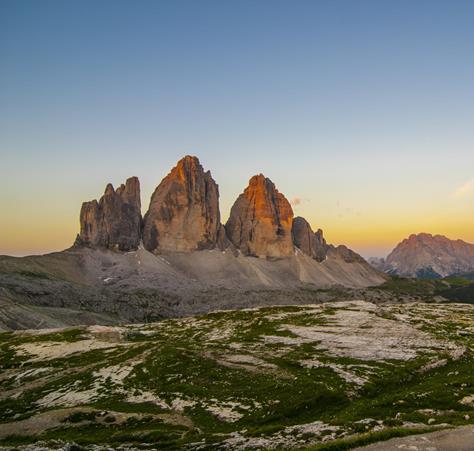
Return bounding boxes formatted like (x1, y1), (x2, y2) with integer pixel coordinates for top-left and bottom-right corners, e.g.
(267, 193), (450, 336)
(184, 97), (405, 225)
(77, 177), (141, 251)
(104, 183), (115, 195)
(142, 156), (222, 253)
(383, 233), (474, 278)
(291, 217), (328, 262)
(225, 175), (293, 258)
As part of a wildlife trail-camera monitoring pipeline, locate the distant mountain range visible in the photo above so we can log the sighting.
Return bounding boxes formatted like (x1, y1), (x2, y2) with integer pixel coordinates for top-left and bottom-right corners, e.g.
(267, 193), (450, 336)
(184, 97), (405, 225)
(370, 233), (474, 279)
(0, 156), (385, 331)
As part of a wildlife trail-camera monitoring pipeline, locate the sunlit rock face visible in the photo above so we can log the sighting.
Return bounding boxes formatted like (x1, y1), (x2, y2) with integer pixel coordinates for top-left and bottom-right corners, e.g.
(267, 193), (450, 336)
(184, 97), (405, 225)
(225, 174), (294, 258)
(77, 177), (141, 251)
(382, 233), (474, 278)
(142, 156), (222, 253)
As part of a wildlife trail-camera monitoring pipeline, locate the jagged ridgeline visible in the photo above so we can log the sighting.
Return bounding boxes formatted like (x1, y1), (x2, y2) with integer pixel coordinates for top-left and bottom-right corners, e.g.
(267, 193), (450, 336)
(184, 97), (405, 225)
(75, 177), (142, 251)
(371, 233), (474, 279)
(75, 155), (373, 263)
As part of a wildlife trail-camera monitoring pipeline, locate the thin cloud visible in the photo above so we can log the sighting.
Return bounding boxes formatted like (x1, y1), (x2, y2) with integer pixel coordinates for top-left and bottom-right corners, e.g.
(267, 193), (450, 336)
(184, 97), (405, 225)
(291, 197), (302, 206)
(452, 178), (474, 198)
(291, 197), (310, 207)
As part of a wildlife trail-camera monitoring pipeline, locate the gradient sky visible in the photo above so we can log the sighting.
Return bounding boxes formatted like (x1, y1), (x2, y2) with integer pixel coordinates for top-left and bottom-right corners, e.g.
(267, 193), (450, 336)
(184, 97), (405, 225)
(1, 0), (474, 258)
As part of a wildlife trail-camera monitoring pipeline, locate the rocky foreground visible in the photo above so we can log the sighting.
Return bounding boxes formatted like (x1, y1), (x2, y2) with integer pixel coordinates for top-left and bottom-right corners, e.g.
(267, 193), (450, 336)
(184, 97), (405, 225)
(0, 300), (473, 450)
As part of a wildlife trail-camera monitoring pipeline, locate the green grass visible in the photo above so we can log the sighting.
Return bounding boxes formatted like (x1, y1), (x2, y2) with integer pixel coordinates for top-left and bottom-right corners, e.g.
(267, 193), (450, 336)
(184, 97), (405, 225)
(378, 276), (439, 298)
(0, 301), (473, 449)
(378, 274), (474, 304)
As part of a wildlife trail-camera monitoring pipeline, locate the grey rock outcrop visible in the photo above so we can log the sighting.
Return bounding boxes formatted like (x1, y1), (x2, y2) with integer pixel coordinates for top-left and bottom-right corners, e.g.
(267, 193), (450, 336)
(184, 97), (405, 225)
(291, 217), (314, 256)
(292, 216), (365, 263)
(327, 244), (366, 263)
(291, 217), (328, 262)
(76, 177), (141, 251)
(142, 156), (222, 253)
(225, 174), (294, 258)
(314, 229), (328, 261)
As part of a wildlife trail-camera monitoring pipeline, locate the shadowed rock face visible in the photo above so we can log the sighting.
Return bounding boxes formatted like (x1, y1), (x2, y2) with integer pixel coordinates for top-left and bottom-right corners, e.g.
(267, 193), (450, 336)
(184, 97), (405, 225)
(327, 244), (366, 263)
(292, 217), (328, 262)
(292, 216), (365, 263)
(225, 174), (294, 258)
(292, 217), (313, 256)
(77, 177), (141, 251)
(314, 229), (328, 261)
(142, 156), (222, 253)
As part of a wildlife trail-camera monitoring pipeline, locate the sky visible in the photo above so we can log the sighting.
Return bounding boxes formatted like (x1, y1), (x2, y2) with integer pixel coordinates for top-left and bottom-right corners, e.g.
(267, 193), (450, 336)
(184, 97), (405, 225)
(1, 0), (474, 258)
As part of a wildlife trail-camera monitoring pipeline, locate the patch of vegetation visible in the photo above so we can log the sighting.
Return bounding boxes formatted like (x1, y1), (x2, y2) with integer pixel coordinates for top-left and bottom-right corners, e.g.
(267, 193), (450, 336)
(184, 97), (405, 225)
(0, 342), (29, 369)
(437, 284), (474, 304)
(0, 302), (473, 450)
(378, 274), (474, 304)
(25, 328), (86, 343)
(378, 276), (439, 298)
(14, 270), (52, 280)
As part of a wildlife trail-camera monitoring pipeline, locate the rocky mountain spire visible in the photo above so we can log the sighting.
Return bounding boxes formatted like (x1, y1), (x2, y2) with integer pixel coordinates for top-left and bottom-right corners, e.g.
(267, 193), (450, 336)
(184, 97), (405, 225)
(225, 174), (294, 258)
(291, 217), (328, 262)
(76, 176), (141, 251)
(291, 216), (365, 263)
(142, 156), (223, 253)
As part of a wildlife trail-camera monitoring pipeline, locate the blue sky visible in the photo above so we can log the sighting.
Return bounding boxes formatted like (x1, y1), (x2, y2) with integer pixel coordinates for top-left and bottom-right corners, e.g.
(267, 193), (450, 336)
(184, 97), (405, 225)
(1, 0), (474, 257)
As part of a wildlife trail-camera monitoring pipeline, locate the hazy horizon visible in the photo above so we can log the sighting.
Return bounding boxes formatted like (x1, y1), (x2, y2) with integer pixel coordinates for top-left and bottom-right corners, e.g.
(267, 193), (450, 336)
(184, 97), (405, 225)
(2, 0), (474, 258)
